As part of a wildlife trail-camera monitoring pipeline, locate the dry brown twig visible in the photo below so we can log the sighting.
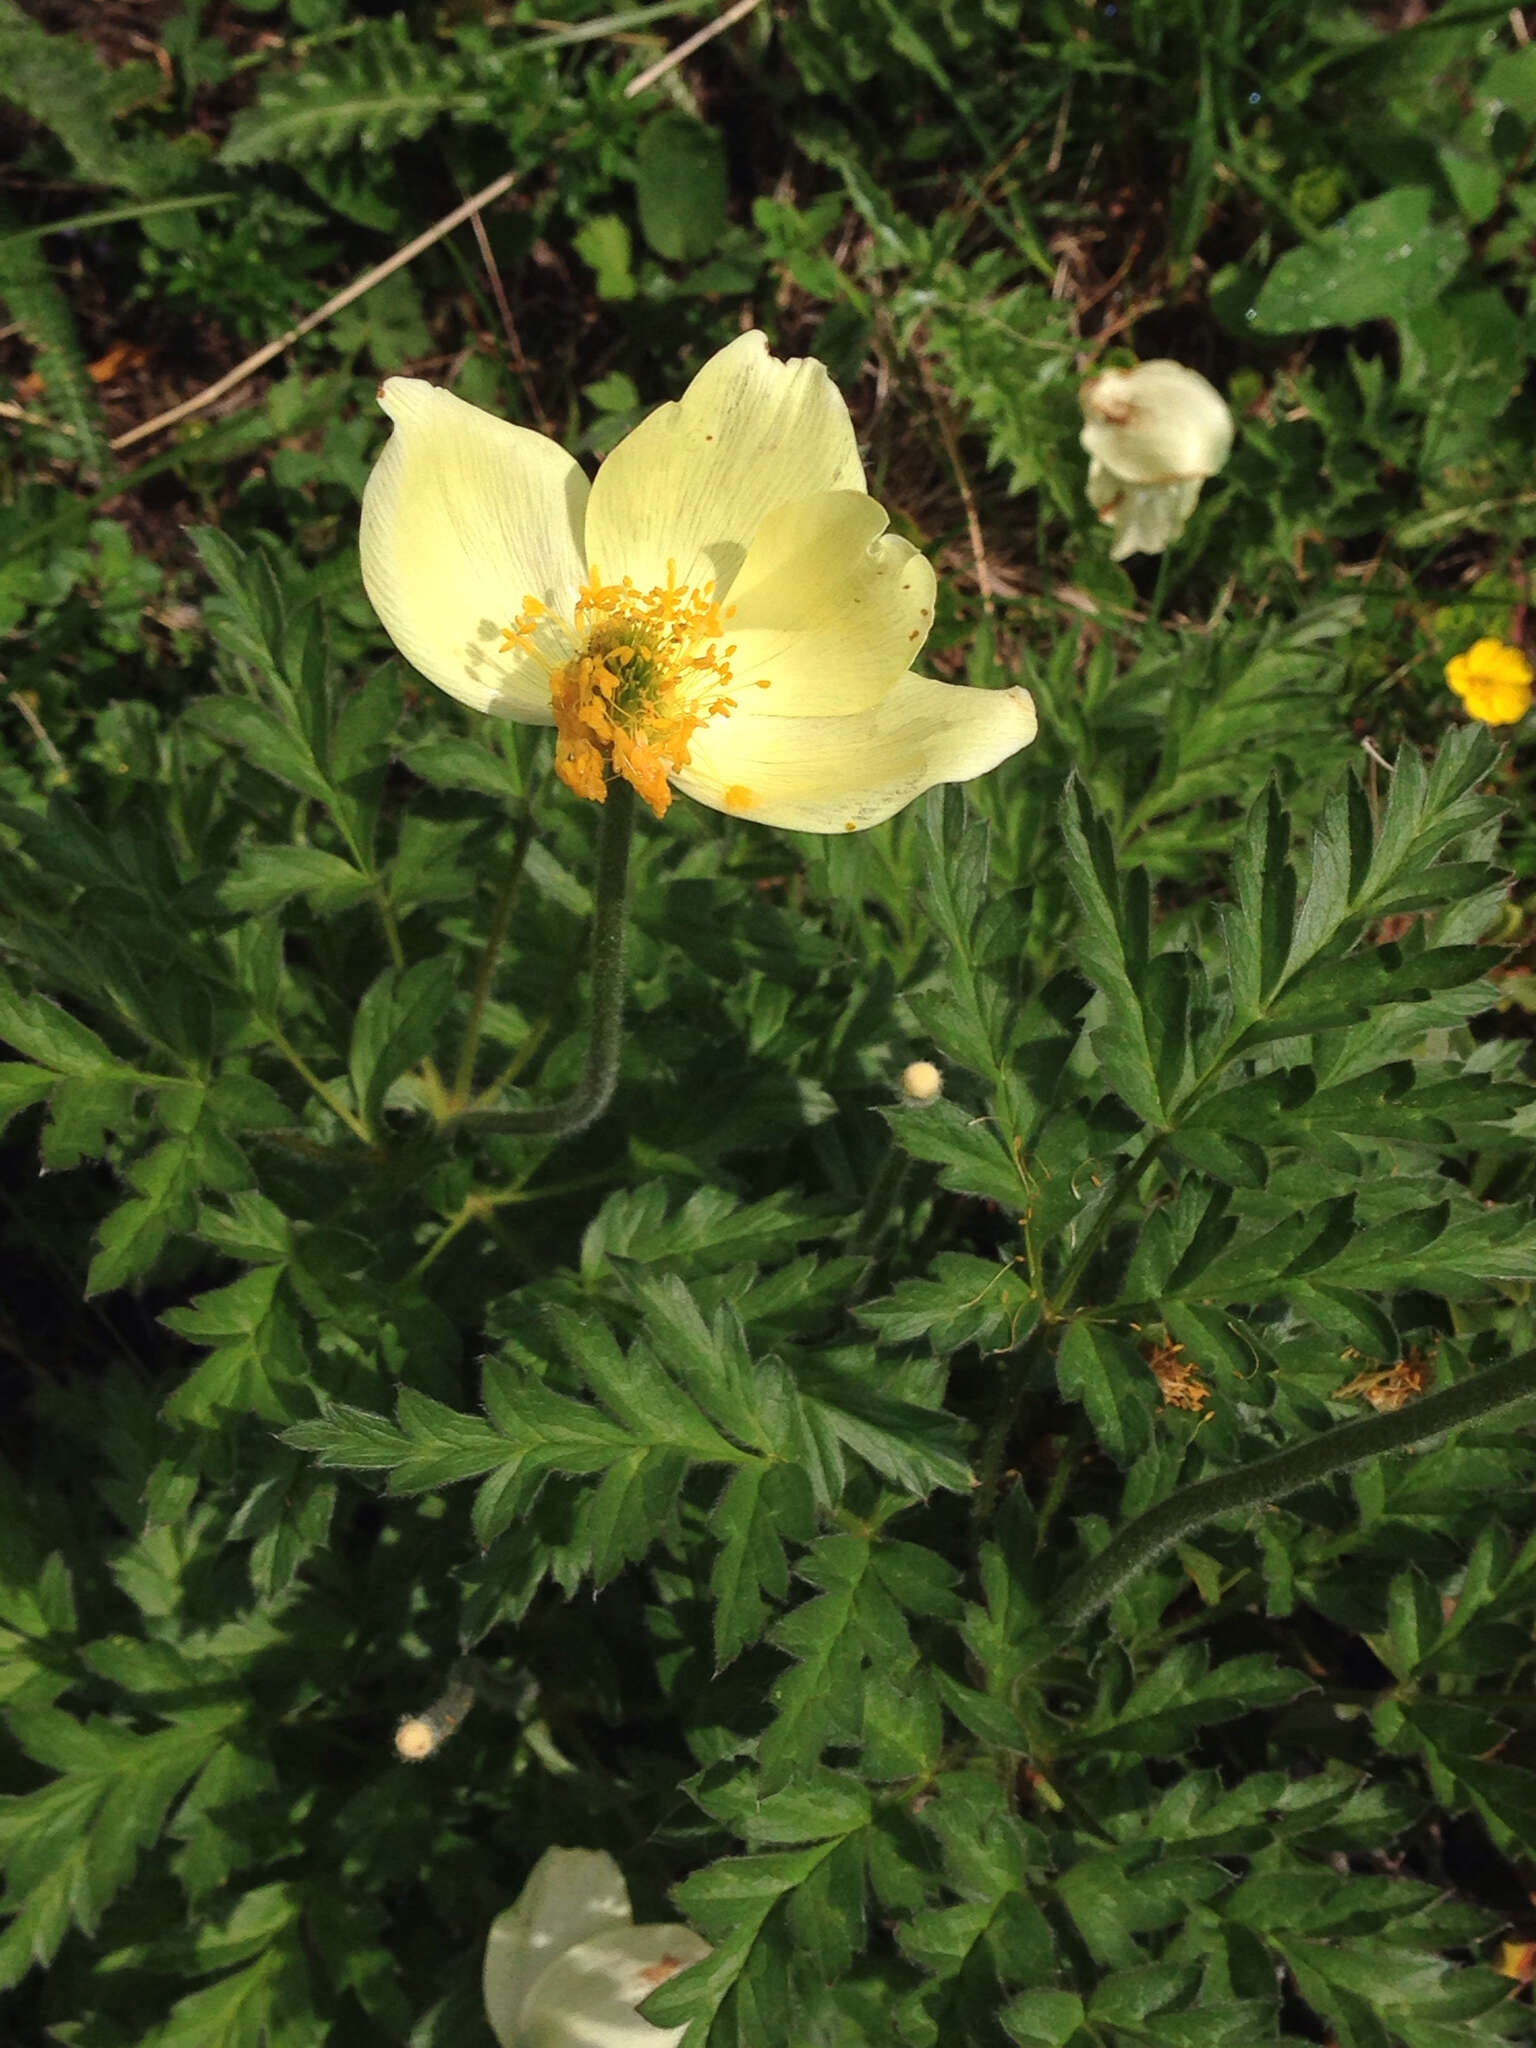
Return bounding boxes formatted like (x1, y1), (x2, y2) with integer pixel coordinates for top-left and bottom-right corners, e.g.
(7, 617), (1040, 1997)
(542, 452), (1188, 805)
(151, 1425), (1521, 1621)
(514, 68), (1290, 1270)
(110, 169), (519, 452)
(623, 0), (762, 97)
(914, 346), (996, 612)
(467, 202), (549, 434)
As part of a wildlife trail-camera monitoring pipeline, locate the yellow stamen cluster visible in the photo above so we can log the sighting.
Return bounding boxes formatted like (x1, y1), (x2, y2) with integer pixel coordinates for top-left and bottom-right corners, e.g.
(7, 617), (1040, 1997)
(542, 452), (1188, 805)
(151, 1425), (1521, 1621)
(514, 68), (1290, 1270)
(503, 564), (752, 818)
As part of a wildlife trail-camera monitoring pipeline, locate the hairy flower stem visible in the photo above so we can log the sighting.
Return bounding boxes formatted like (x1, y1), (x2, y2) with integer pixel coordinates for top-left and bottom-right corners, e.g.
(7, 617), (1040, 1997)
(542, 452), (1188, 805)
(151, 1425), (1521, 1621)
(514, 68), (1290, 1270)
(1049, 1349), (1536, 1631)
(452, 781), (635, 1140)
(449, 779), (547, 1109)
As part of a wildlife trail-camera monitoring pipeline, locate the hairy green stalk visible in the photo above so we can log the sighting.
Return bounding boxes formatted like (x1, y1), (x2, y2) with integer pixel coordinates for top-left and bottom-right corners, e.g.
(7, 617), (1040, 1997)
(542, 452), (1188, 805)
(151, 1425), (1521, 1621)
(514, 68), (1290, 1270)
(1051, 1348), (1536, 1630)
(453, 781), (635, 1141)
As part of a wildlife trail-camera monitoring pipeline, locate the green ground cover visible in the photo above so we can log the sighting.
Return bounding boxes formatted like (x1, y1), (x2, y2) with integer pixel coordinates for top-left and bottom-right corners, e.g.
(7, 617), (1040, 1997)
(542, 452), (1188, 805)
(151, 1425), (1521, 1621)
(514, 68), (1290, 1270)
(3, 1), (1536, 2042)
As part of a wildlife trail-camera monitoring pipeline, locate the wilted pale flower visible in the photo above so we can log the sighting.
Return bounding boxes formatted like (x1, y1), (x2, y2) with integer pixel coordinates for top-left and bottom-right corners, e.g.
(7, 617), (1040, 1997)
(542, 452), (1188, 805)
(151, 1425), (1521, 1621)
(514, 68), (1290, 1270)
(360, 332), (1036, 832)
(1079, 359), (1234, 561)
(483, 1846), (709, 2048)
(1445, 637), (1533, 727)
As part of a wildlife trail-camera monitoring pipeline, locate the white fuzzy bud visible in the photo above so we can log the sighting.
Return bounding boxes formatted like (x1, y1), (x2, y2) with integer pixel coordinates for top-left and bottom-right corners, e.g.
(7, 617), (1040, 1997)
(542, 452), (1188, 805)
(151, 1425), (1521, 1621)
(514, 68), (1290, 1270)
(901, 1060), (943, 1104)
(394, 1677), (474, 1761)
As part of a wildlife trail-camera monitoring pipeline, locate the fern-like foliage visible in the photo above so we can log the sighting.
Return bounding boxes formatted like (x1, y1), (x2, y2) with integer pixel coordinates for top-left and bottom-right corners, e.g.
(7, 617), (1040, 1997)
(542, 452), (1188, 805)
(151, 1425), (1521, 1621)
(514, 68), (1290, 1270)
(0, 207), (107, 470)
(219, 17), (489, 169)
(0, 0), (191, 197)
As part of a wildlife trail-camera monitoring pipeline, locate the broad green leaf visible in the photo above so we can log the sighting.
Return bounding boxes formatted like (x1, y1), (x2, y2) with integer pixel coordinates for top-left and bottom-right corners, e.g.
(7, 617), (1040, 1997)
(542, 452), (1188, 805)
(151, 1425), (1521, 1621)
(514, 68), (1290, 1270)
(1251, 188), (1466, 332)
(635, 112), (729, 261)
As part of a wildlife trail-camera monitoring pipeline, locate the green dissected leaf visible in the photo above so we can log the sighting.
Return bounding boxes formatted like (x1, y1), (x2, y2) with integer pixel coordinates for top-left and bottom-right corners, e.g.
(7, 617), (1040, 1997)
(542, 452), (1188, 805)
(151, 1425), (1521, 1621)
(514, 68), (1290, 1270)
(136, 1934), (318, 2048)
(0, 0), (187, 196)
(348, 957), (456, 1131)
(915, 787), (1010, 1078)
(1057, 1324), (1157, 1467)
(791, 1354), (973, 1496)
(0, 207), (108, 466)
(1188, 1060), (1528, 1161)
(402, 732), (526, 800)
(886, 1096), (1026, 1208)
(0, 1703), (240, 1989)
(1060, 779), (1168, 1127)
(1073, 1645), (1311, 1758)
(0, 1062), (54, 1137)
(651, 1842), (850, 2038)
(0, 971), (128, 1077)
(759, 1531), (940, 1790)
(692, 1765), (873, 1848)
(710, 1462), (814, 1667)
(581, 1183), (818, 1278)
(186, 697), (330, 802)
(220, 844), (372, 915)
(859, 1251), (1031, 1352)
(161, 1265), (311, 1426)
(87, 1136), (204, 1294)
(219, 17), (487, 167)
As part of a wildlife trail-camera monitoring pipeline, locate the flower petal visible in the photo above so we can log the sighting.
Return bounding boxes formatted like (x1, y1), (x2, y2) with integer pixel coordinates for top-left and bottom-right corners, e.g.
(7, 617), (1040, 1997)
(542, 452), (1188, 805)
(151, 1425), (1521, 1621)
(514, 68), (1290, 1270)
(360, 378), (589, 724)
(520, 1924), (712, 2048)
(1088, 461), (1203, 561)
(673, 675), (1038, 833)
(1080, 360), (1233, 485)
(484, 1848), (633, 2048)
(584, 332), (865, 601)
(722, 492), (937, 718)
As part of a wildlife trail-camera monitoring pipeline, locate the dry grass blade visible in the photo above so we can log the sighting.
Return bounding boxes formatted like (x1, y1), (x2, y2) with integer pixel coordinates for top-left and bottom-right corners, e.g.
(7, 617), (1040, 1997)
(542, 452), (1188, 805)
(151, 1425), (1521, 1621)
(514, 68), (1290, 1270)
(110, 169), (519, 452)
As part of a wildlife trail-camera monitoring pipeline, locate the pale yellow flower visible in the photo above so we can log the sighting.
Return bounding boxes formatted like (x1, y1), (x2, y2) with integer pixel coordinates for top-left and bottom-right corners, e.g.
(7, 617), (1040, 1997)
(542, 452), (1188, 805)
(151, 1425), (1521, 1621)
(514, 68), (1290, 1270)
(483, 1847), (709, 2048)
(1080, 359), (1234, 561)
(1445, 637), (1533, 727)
(360, 333), (1037, 831)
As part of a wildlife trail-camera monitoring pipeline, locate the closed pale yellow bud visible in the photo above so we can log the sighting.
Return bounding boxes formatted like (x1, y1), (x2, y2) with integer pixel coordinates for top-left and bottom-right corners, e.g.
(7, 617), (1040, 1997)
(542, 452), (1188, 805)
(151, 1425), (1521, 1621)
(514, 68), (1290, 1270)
(1080, 360), (1234, 561)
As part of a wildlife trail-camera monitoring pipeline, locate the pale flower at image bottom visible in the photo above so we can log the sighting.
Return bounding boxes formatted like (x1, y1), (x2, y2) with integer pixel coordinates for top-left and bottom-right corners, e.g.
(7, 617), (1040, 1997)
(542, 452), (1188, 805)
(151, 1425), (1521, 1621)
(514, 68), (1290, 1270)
(483, 1846), (710, 2048)
(1079, 357), (1234, 562)
(360, 331), (1037, 832)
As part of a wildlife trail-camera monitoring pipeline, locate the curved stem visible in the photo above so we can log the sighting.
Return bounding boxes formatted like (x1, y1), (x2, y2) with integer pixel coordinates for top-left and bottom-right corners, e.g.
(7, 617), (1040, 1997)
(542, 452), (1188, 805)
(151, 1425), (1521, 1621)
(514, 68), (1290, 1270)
(450, 783), (635, 1141)
(449, 780), (547, 1109)
(268, 1022), (372, 1142)
(1049, 1348), (1536, 1631)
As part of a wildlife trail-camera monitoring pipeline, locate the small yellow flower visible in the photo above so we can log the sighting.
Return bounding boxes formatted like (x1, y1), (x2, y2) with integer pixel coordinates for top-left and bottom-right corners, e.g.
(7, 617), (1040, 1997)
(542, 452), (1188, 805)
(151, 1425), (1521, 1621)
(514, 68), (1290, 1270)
(360, 333), (1037, 831)
(1444, 637), (1533, 727)
(1080, 358), (1233, 561)
(483, 1846), (709, 2048)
